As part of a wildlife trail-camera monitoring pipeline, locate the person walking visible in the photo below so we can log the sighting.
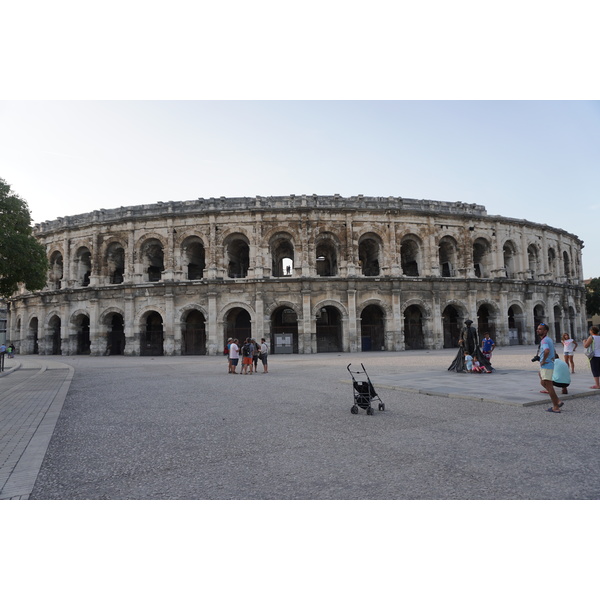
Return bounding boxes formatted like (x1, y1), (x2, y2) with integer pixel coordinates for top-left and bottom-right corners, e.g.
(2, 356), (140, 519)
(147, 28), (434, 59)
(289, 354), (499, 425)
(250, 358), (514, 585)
(561, 332), (578, 374)
(537, 323), (563, 413)
(583, 326), (600, 389)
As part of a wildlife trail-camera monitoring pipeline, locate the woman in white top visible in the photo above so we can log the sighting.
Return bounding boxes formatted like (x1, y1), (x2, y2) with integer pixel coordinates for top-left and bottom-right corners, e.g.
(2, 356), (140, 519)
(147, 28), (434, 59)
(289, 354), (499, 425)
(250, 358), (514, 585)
(561, 332), (578, 374)
(583, 326), (600, 389)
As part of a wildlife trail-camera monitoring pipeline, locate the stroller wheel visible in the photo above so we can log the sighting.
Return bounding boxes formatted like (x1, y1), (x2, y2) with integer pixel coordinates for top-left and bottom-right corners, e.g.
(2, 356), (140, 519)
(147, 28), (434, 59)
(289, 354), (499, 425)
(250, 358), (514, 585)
(366, 407), (374, 416)
(379, 403), (385, 411)
(351, 405), (359, 414)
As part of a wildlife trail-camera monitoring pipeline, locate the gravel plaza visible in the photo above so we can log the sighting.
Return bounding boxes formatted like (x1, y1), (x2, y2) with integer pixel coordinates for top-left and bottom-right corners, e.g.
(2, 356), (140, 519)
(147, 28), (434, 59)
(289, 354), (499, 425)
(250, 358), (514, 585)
(2, 344), (600, 501)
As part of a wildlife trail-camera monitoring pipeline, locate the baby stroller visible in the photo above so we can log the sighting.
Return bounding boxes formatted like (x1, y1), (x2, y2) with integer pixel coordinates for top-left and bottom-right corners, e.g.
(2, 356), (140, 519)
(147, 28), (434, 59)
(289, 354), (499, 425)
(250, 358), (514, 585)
(347, 363), (385, 415)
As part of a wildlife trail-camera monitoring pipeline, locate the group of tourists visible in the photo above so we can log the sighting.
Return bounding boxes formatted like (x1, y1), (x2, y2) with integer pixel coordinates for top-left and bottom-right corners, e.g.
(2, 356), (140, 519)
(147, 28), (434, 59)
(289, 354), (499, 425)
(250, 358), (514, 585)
(225, 337), (269, 374)
(448, 316), (600, 414)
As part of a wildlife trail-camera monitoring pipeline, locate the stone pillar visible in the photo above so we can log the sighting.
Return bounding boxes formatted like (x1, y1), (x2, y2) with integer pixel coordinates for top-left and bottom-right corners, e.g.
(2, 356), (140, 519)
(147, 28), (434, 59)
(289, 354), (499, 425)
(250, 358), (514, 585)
(163, 290), (175, 355)
(124, 294), (137, 356)
(346, 287), (357, 352)
(302, 288), (313, 353)
(391, 287), (403, 351)
(207, 291), (218, 355)
(89, 298), (102, 356)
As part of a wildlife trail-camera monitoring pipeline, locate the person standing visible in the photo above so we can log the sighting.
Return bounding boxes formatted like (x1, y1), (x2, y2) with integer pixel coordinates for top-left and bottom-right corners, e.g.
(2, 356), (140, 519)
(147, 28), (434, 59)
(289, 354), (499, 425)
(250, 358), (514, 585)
(481, 332), (495, 363)
(561, 333), (578, 374)
(229, 339), (240, 374)
(259, 337), (269, 373)
(537, 323), (562, 413)
(583, 326), (600, 389)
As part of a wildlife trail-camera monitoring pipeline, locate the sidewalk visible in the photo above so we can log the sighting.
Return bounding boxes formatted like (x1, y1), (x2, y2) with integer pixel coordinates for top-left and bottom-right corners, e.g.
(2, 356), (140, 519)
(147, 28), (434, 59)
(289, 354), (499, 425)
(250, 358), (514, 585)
(0, 357), (74, 499)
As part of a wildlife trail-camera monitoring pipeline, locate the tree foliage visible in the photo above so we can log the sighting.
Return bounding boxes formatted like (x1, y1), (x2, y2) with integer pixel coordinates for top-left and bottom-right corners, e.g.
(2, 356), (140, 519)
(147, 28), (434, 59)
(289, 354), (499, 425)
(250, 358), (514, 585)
(0, 178), (48, 298)
(586, 278), (600, 317)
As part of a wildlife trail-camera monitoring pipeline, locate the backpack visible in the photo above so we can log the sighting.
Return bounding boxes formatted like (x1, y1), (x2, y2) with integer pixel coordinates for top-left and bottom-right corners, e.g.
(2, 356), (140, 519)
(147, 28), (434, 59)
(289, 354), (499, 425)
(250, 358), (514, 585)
(242, 343), (251, 357)
(224, 345), (229, 355)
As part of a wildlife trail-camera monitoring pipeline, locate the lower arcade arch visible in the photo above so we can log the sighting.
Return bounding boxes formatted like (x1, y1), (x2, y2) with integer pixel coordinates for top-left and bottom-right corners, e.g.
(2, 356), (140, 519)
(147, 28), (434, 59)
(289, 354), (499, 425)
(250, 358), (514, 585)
(508, 304), (525, 345)
(182, 310), (207, 355)
(106, 313), (125, 355)
(71, 313), (91, 355)
(140, 311), (164, 356)
(47, 315), (62, 355)
(28, 317), (39, 355)
(270, 306), (299, 353)
(477, 304), (496, 340)
(360, 304), (385, 351)
(442, 305), (461, 348)
(404, 305), (425, 350)
(225, 307), (252, 343)
(316, 306), (343, 352)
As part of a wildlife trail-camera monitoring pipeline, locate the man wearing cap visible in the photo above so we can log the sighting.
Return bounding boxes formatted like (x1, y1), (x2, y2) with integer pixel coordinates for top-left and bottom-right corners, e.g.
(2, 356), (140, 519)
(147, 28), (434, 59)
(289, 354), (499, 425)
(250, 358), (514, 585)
(537, 323), (562, 413)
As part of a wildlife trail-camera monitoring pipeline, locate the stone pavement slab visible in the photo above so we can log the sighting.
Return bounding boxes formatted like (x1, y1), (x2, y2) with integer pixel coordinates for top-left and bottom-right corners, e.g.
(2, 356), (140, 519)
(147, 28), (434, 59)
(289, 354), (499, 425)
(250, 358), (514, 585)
(0, 358), (74, 500)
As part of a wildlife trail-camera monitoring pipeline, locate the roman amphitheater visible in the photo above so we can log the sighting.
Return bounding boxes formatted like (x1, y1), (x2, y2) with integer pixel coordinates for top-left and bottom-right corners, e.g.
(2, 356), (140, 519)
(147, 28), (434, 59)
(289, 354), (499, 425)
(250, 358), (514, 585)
(7, 195), (586, 356)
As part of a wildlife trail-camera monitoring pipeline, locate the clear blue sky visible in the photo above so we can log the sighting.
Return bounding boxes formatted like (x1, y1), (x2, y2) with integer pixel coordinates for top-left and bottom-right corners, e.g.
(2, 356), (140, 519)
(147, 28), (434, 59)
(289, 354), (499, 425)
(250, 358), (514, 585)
(1, 100), (599, 277)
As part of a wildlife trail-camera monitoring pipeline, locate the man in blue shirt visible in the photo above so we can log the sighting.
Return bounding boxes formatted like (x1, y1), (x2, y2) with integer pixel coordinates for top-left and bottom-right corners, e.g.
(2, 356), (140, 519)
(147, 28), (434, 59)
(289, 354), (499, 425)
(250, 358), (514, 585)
(481, 332), (495, 362)
(537, 323), (562, 413)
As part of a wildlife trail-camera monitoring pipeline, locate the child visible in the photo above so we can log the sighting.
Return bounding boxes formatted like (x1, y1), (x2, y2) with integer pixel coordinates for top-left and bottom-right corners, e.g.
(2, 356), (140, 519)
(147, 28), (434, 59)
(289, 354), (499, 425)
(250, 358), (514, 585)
(464, 353), (473, 372)
(561, 333), (577, 374)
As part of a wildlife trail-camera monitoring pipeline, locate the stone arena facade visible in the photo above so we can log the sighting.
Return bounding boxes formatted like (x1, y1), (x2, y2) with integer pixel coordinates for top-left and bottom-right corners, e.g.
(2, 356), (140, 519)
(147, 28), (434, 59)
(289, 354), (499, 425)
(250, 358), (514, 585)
(7, 195), (587, 356)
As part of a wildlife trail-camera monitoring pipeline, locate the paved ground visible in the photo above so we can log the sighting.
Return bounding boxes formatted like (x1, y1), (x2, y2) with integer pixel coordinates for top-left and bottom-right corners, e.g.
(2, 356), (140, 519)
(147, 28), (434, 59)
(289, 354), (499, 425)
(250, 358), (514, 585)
(2, 344), (600, 500)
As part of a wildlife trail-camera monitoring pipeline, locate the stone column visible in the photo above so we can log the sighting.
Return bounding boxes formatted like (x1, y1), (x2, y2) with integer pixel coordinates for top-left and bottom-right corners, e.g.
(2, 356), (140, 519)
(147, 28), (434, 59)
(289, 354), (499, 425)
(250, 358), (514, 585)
(124, 294), (136, 356)
(207, 291), (218, 355)
(88, 297), (102, 356)
(302, 288), (313, 353)
(346, 287), (357, 352)
(163, 290), (175, 355)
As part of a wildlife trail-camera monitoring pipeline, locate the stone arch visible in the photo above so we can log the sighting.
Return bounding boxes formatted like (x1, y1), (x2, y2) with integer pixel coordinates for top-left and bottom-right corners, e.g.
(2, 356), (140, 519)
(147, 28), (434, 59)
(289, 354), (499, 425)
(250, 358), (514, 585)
(73, 245), (92, 287)
(270, 302), (300, 354)
(269, 230), (296, 277)
(400, 298), (432, 320)
(357, 232), (383, 276)
(181, 307), (207, 355)
(473, 236), (493, 278)
(527, 243), (541, 279)
(438, 235), (459, 277)
(312, 298), (349, 319)
(502, 239), (519, 278)
(103, 239), (126, 283)
(359, 302), (386, 351)
(139, 309), (164, 356)
(137, 237), (165, 282)
(315, 303), (344, 352)
(69, 309), (91, 355)
(178, 303), (209, 322)
(48, 248), (64, 290)
(476, 300), (500, 340)
(400, 233), (423, 277)
(315, 231), (342, 277)
(223, 232), (250, 279)
(181, 235), (206, 280)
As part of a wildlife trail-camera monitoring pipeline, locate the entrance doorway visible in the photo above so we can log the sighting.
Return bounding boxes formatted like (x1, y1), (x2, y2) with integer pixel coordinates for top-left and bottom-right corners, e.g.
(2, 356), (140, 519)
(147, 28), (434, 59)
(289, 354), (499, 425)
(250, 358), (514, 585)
(183, 310), (206, 355)
(360, 305), (385, 351)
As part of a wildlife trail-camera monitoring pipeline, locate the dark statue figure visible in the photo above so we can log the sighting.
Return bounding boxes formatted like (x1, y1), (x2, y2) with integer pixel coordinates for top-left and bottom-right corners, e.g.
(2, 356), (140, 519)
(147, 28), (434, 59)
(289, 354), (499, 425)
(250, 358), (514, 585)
(448, 319), (493, 373)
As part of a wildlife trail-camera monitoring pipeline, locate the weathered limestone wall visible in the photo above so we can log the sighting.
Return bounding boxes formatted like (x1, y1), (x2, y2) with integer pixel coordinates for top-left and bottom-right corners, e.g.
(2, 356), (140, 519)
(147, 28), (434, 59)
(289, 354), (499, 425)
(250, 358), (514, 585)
(8, 195), (586, 356)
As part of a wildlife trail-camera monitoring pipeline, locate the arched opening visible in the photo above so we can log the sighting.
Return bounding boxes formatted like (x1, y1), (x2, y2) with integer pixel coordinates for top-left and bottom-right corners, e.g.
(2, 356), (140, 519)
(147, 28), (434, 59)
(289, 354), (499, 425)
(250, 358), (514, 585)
(107, 242), (125, 284)
(48, 315), (61, 355)
(508, 305), (524, 345)
(563, 251), (571, 279)
(401, 237), (420, 276)
(75, 247), (92, 287)
(49, 251), (63, 290)
(473, 238), (491, 278)
(225, 307), (252, 343)
(503, 241), (517, 278)
(358, 236), (381, 276)
(271, 235), (295, 277)
(183, 310), (206, 355)
(527, 244), (539, 279)
(533, 304), (545, 344)
(28, 317), (39, 355)
(404, 305), (425, 350)
(316, 237), (338, 277)
(271, 306), (299, 353)
(548, 248), (556, 279)
(107, 314), (125, 355)
(183, 238), (205, 280)
(553, 305), (562, 342)
(226, 237), (250, 279)
(140, 311), (164, 356)
(439, 237), (458, 277)
(141, 239), (164, 282)
(477, 304), (496, 340)
(316, 306), (343, 352)
(360, 305), (385, 351)
(442, 305), (461, 348)
(73, 314), (91, 355)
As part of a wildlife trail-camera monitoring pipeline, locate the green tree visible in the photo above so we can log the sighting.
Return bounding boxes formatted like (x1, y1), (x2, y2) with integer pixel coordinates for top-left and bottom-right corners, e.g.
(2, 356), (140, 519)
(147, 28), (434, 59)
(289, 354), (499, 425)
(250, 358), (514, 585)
(0, 178), (48, 298)
(585, 277), (600, 317)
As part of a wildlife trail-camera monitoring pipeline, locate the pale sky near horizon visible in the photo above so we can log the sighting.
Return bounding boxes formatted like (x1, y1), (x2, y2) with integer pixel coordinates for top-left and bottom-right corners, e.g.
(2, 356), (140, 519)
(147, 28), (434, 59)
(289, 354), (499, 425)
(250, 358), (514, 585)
(1, 100), (599, 277)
